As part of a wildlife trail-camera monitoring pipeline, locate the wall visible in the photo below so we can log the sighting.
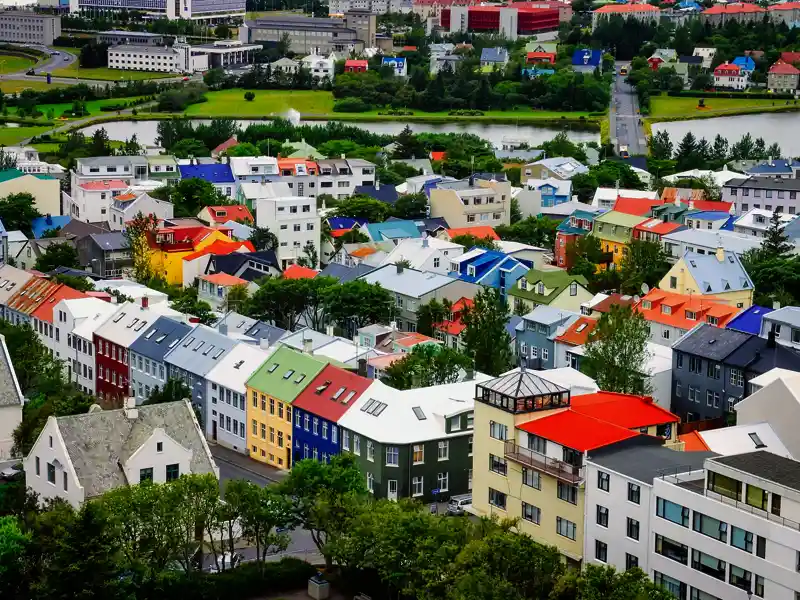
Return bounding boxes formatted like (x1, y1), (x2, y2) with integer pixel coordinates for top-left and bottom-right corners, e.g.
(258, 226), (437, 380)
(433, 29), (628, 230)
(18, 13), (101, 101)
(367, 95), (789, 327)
(23, 418), (84, 507)
(292, 407), (340, 464)
(209, 381), (249, 453)
(123, 429), (192, 484)
(735, 378), (800, 459)
(246, 387), (294, 469)
(94, 335), (130, 407)
(129, 350), (167, 405)
(0, 404), (21, 459)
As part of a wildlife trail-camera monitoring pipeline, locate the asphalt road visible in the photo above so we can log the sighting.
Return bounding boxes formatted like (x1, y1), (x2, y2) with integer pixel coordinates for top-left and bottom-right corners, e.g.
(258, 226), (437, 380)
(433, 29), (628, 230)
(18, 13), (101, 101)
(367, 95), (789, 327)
(611, 61), (646, 156)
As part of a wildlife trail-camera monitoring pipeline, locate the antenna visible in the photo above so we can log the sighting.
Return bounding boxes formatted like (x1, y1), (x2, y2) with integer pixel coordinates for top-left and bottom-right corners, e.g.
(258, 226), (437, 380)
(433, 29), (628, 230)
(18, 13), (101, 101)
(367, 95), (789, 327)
(633, 295), (640, 304)
(641, 283), (650, 295)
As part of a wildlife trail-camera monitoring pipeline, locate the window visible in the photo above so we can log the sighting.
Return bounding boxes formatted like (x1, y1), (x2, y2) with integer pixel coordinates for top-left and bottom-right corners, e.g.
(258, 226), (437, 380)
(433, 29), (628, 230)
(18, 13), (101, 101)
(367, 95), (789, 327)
(627, 517), (640, 541)
(522, 502), (540, 524)
(557, 482), (577, 504)
(657, 497), (690, 527)
(731, 526), (754, 552)
(522, 468), (541, 489)
(139, 468), (153, 482)
(597, 471), (609, 492)
(625, 554), (638, 570)
(707, 362), (721, 379)
(413, 444), (424, 464)
(47, 462), (56, 484)
(412, 476), (423, 496)
(756, 535), (766, 558)
(386, 446), (399, 466)
(730, 368), (744, 387)
(690, 549), (726, 582)
(669, 276), (677, 289)
(595, 540), (608, 563)
(528, 434), (546, 454)
(437, 472), (449, 492)
(596, 505), (609, 527)
(353, 435), (360, 455)
(653, 572), (685, 599)
(35, 456), (40, 476)
(367, 472), (374, 493)
(556, 517), (576, 540)
(438, 440), (449, 460)
(692, 512), (727, 542)
(689, 356), (702, 374)
(628, 483), (641, 504)
(755, 574), (764, 598)
(655, 534), (689, 564)
(729, 565), (752, 592)
(342, 430), (350, 450)
(489, 488), (506, 509)
(166, 464), (180, 481)
(489, 454), (508, 476)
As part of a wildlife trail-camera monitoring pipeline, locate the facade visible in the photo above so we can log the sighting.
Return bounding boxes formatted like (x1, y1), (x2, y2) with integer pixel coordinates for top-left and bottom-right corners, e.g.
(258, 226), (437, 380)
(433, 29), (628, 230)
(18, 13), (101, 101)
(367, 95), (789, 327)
(229, 156), (279, 184)
(381, 237), (464, 275)
(0, 11), (61, 45)
(128, 316), (192, 405)
(591, 3), (659, 29)
(255, 195), (321, 270)
(661, 228), (762, 262)
(760, 307), (800, 350)
(0, 334), (23, 460)
(713, 62), (748, 91)
(70, 0), (245, 20)
(702, 2), (766, 25)
(178, 164), (236, 198)
(381, 56), (407, 77)
(768, 60), (800, 93)
(442, 5), (560, 38)
(659, 248), (754, 309)
(508, 267), (592, 314)
(197, 204), (253, 227)
(724, 176), (800, 215)
(32, 284), (88, 360)
(240, 15), (369, 55)
(146, 224), (235, 285)
(98, 30), (165, 45)
(552, 316), (596, 369)
(301, 54), (336, 84)
(516, 305), (580, 370)
(65, 179), (130, 223)
(107, 45), (192, 73)
(109, 192), (174, 231)
(0, 169), (59, 218)
(448, 248), (528, 298)
(198, 272), (252, 311)
(554, 209), (600, 269)
(76, 232), (132, 279)
(428, 178), (512, 229)
(23, 400), (218, 508)
(591, 210), (647, 269)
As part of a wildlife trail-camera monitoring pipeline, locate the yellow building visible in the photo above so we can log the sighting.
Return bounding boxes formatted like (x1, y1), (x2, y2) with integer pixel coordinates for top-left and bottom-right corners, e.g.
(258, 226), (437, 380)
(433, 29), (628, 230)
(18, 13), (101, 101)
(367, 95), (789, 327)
(245, 346), (328, 470)
(146, 225), (235, 285)
(0, 169), (60, 216)
(589, 210), (647, 269)
(659, 247), (754, 309)
(471, 370), (681, 566)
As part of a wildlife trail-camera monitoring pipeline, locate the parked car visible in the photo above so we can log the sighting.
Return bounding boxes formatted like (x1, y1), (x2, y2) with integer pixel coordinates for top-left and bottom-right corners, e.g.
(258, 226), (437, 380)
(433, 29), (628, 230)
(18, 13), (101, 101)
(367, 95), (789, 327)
(207, 552), (243, 573)
(0, 464), (22, 481)
(447, 493), (472, 516)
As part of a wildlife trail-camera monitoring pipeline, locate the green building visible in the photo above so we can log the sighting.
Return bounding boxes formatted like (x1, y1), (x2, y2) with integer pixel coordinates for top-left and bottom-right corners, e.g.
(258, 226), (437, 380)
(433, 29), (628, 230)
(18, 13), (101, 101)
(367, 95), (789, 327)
(146, 155), (180, 185)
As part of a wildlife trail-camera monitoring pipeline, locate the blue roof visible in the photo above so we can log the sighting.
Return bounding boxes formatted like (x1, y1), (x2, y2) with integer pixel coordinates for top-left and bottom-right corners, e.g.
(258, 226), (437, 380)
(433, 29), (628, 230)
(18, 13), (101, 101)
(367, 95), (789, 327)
(453, 249), (524, 284)
(178, 163), (235, 184)
(327, 217), (368, 230)
(721, 215), (737, 231)
(480, 47), (508, 63)
(222, 219), (254, 241)
(571, 49), (602, 67)
(31, 215), (71, 239)
(318, 262), (375, 283)
(243, 320), (287, 346)
(365, 220), (421, 242)
(687, 211), (731, 221)
(732, 56), (755, 71)
(129, 316), (193, 362)
(521, 67), (555, 77)
(746, 159), (800, 176)
(0, 218), (6, 235)
(354, 184), (399, 205)
(382, 56), (406, 66)
(726, 305), (774, 335)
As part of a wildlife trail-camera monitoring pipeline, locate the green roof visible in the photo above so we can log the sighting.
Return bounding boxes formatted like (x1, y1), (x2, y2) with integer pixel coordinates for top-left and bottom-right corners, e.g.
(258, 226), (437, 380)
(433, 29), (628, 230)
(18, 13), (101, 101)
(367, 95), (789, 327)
(592, 210), (646, 243)
(508, 268), (588, 304)
(246, 345), (329, 404)
(0, 169), (24, 183)
(147, 155), (178, 164)
(33, 174), (55, 180)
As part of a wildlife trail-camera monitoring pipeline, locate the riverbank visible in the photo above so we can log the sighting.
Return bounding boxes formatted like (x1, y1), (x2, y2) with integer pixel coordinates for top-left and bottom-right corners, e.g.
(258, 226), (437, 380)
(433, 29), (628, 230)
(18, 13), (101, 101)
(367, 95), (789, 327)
(648, 95), (800, 122)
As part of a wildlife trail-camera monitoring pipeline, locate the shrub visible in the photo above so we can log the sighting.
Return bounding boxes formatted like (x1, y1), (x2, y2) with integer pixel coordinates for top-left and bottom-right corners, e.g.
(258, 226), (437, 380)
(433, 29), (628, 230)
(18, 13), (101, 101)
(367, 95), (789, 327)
(333, 97), (371, 113)
(244, 91), (255, 102)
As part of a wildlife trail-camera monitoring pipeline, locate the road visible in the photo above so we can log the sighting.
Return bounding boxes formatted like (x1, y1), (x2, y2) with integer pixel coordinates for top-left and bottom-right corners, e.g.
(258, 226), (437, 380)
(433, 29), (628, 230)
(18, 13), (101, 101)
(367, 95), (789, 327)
(610, 61), (647, 156)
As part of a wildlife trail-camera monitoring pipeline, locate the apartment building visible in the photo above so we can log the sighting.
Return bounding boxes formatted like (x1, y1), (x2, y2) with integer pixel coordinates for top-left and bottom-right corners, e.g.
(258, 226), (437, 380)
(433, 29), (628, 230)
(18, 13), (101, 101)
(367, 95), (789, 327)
(651, 451), (800, 600)
(255, 195), (321, 270)
(64, 179), (129, 223)
(429, 178), (512, 229)
(317, 158), (376, 198)
(70, 0), (245, 21)
(759, 307), (800, 350)
(229, 156), (279, 185)
(723, 176), (800, 215)
(128, 316), (192, 406)
(733, 208), (798, 238)
(661, 228), (762, 262)
(516, 305), (580, 370)
(554, 208), (601, 268)
(72, 156), (149, 189)
(240, 15), (367, 54)
(0, 11), (61, 45)
(591, 210), (647, 269)
(70, 305), (116, 396)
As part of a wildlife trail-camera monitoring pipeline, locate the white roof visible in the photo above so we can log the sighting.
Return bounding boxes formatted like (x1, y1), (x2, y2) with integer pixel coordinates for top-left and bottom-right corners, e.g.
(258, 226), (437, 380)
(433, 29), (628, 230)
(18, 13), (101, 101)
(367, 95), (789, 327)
(591, 187), (658, 207)
(205, 342), (272, 393)
(59, 297), (118, 320)
(72, 303), (118, 341)
(525, 177), (572, 196)
(6, 230), (27, 244)
(312, 339), (382, 366)
(380, 237), (464, 270)
(241, 181), (294, 200)
(734, 208), (796, 232)
(94, 302), (178, 347)
(661, 228), (762, 255)
(533, 367), (598, 396)
(569, 341), (670, 377)
(94, 280), (169, 304)
(581, 292), (609, 310)
(696, 422), (792, 458)
(229, 156), (278, 177)
(338, 375), (492, 444)
(747, 367), (800, 389)
(664, 167), (745, 187)
(450, 247), (486, 264)
(496, 240), (548, 254)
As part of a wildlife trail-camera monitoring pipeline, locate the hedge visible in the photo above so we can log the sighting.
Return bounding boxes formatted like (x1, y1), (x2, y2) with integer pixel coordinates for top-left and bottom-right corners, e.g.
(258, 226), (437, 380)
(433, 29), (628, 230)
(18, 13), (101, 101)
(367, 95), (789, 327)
(667, 90), (796, 101)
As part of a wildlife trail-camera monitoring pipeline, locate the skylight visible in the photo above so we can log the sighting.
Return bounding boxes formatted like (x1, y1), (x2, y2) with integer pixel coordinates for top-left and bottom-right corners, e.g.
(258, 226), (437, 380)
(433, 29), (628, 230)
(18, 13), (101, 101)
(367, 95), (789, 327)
(294, 374), (306, 384)
(134, 321), (147, 331)
(145, 329), (156, 339)
(155, 334), (167, 343)
(283, 369), (295, 379)
(183, 336), (196, 347)
(342, 391), (356, 404)
(412, 406), (426, 420)
(748, 432), (767, 449)
(112, 312), (126, 323)
(361, 398), (377, 412)
(127, 318), (139, 329)
(332, 387), (345, 400)
(168, 339), (179, 349)
(234, 360), (245, 369)
(202, 344), (215, 356)
(212, 349), (224, 359)
(268, 362), (279, 373)
(315, 381), (331, 395)
(194, 340), (205, 351)
(576, 323), (587, 333)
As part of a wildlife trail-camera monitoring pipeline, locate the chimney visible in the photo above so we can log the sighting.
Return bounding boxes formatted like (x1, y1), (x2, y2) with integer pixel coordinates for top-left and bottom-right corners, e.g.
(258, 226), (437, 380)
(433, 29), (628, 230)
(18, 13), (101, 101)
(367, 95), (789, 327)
(768, 329), (776, 348)
(259, 338), (270, 350)
(773, 300), (781, 310)
(124, 396), (138, 420)
(188, 316), (201, 323)
(357, 357), (367, 377)
(375, 180), (380, 191)
(422, 236), (429, 248)
(141, 295), (149, 309)
(219, 322), (228, 336)
(674, 192), (681, 207)
(326, 324), (334, 336)
(715, 246), (725, 262)
(688, 200), (695, 210)
(396, 263), (404, 274)
(302, 337), (313, 354)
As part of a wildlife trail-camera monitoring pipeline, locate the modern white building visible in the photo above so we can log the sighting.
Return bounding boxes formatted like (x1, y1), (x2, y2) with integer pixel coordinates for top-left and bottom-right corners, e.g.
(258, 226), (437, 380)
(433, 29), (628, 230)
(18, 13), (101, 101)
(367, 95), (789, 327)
(379, 236), (464, 274)
(70, 0), (245, 22)
(255, 195), (321, 269)
(108, 191), (174, 231)
(732, 208), (797, 238)
(317, 158), (376, 199)
(301, 53), (336, 84)
(230, 156), (279, 183)
(0, 11), (61, 45)
(64, 179), (129, 223)
(2, 146), (65, 176)
(660, 228), (762, 261)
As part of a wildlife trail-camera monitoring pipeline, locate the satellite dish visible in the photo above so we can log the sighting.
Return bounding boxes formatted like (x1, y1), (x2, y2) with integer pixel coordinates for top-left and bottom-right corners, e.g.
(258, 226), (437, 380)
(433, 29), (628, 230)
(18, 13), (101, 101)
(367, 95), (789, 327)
(641, 283), (650, 295)
(633, 295), (640, 304)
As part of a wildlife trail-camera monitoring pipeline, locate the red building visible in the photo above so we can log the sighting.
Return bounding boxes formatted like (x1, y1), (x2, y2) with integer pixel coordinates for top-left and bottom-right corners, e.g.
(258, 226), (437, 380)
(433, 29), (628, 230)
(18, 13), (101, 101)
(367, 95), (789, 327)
(440, 5), (559, 34)
(554, 210), (596, 269)
(344, 60), (368, 73)
(526, 51), (556, 64)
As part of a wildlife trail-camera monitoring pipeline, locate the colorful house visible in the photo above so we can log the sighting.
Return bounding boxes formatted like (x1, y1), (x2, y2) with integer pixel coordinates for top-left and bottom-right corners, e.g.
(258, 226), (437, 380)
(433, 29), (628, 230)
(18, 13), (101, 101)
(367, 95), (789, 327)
(433, 297), (472, 351)
(659, 248), (755, 309)
(526, 51), (556, 64)
(246, 346), (329, 470)
(590, 210), (647, 269)
(178, 164), (236, 198)
(381, 56), (408, 77)
(344, 59), (368, 73)
(197, 204), (253, 227)
(508, 267), (592, 314)
(147, 224), (235, 286)
(555, 209), (600, 269)
(448, 247), (529, 298)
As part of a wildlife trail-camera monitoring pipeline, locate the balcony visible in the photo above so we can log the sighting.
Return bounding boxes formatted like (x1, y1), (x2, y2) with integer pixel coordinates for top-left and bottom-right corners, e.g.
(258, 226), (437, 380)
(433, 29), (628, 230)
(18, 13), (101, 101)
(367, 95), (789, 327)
(504, 440), (584, 484)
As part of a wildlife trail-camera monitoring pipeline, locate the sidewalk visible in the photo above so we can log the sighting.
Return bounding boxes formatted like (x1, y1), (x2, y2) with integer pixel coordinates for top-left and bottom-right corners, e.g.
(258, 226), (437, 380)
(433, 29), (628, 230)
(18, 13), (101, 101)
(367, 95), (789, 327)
(210, 444), (288, 484)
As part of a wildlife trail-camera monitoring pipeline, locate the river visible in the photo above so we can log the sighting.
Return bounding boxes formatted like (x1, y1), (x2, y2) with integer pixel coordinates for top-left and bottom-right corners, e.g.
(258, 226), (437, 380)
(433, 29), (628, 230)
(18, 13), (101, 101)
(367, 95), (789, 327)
(78, 119), (599, 148)
(651, 112), (800, 155)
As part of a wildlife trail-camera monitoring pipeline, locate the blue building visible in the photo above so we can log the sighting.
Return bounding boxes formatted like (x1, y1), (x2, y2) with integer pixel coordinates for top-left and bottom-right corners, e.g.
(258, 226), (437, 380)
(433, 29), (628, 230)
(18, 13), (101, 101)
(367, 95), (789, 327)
(516, 305), (580, 370)
(526, 178), (572, 207)
(128, 316), (193, 405)
(365, 220), (422, 242)
(572, 49), (602, 73)
(382, 56), (407, 77)
(732, 56), (756, 74)
(683, 210), (736, 230)
(178, 163), (236, 198)
(291, 363), (375, 464)
(449, 247), (529, 298)
(726, 305), (775, 335)
(31, 215), (71, 239)
(745, 158), (800, 178)
(521, 67), (555, 78)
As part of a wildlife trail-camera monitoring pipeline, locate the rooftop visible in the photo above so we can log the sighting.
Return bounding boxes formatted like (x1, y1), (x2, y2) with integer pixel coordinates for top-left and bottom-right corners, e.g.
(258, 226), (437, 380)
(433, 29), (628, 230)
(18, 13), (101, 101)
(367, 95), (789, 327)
(711, 451), (800, 492)
(519, 410), (640, 452)
(291, 364), (375, 423)
(570, 391), (679, 429)
(246, 345), (329, 403)
(359, 264), (458, 297)
(589, 441), (715, 484)
(662, 228), (761, 255)
(673, 323), (752, 360)
(680, 249), (753, 294)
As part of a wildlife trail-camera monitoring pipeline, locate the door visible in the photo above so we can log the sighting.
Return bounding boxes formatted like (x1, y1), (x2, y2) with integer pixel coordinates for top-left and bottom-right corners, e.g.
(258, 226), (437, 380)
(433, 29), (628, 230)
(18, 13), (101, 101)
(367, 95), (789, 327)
(212, 420), (217, 441)
(388, 479), (398, 502)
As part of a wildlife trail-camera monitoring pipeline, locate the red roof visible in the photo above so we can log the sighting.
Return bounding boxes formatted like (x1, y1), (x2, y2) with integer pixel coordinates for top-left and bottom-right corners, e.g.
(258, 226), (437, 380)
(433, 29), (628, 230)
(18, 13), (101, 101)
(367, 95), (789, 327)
(147, 225), (233, 252)
(31, 284), (87, 323)
(434, 297), (473, 336)
(292, 364), (374, 422)
(181, 239), (254, 261)
(553, 316), (596, 346)
(613, 196), (665, 217)
(446, 226), (500, 240)
(430, 151), (447, 162)
(680, 431), (711, 451)
(277, 158), (318, 175)
(594, 3), (659, 12)
(345, 59), (368, 67)
(78, 179), (128, 191)
(715, 62), (741, 74)
(402, 45), (418, 51)
(634, 218), (685, 236)
(770, 1), (800, 9)
(283, 264), (318, 279)
(590, 293), (635, 314)
(570, 391), (679, 429)
(7, 277), (57, 316)
(703, 3), (764, 13)
(200, 272), (248, 286)
(212, 136), (238, 156)
(394, 332), (440, 348)
(518, 410), (640, 452)
(527, 51), (556, 61)
(770, 60), (800, 75)
(634, 288), (739, 330)
(781, 51), (800, 63)
(331, 228), (353, 238)
(204, 204), (254, 223)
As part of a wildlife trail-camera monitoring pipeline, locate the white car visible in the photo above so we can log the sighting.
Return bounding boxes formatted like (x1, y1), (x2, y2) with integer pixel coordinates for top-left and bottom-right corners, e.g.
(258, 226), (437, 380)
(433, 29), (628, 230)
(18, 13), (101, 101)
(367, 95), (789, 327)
(207, 552), (243, 573)
(0, 464), (22, 480)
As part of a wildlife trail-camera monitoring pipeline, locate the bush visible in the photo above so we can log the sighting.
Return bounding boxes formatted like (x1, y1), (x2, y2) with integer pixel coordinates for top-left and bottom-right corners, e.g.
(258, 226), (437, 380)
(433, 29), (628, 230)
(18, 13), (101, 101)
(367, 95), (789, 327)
(447, 109), (484, 116)
(333, 97), (371, 113)
(244, 91), (255, 102)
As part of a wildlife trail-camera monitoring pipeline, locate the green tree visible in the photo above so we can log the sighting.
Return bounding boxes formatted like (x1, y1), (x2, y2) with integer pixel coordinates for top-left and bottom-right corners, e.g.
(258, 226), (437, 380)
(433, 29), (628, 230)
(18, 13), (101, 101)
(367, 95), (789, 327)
(171, 138), (210, 160)
(762, 209), (794, 258)
(324, 279), (394, 333)
(392, 124), (425, 158)
(123, 211), (159, 282)
(244, 91), (256, 102)
(461, 287), (512, 376)
(296, 241), (318, 269)
(0, 515), (29, 596)
(224, 480), (292, 564)
(451, 233), (499, 250)
(225, 284), (250, 313)
(582, 304), (652, 395)
(226, 142), (260, 157)
(332, 195), (393, 222)
(649, 130), (673, 160)
(540, 132), (588, 163)
(143, 379), (191, 406)
(0, 192), (42, 236)
(169, 178), (226, 217)
(248, 226), (278, 252)
(34, 242), (80, 272)
(551, 565), (677, 600)
(566, 235), (605, 282)
(382, 343), (472, 389)
(495, 216), (558, 249)
(617, 239), (670, 296)
(333, 228), (369, 251)
(416, 297), (450, 336)
(392, 192), (428, 219)
(52, 273), (94, 292)
(247, 278), (316, 331)
(169, 288), (216, 325)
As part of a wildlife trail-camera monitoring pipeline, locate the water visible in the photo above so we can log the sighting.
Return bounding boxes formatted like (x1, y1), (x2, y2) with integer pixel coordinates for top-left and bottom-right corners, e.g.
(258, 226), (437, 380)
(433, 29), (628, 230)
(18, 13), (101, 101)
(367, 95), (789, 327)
(78, 119), (600, 148)
(652, 112), (800, 156)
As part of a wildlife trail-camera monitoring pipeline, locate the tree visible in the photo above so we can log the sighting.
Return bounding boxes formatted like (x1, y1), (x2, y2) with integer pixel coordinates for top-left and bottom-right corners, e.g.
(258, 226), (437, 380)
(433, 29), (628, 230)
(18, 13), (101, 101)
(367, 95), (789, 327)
(0, 192), (41, 236)
(247, 278), (317, 331)
(649, 130), (673, 160)
(248, 226), (278, 252)
(582, 304), (652, 395)
(332, 195), (393, 222)
(226, 142), (260, 157)
(461, 287), (512, 376)
(169, 288), (216, 325)
(551, 565), (677, 600)
(323, 280), (393, 334)
(52, 273), (94, 292)
(244, 91), (256, 102)
(416, 298), (450, 336)
(333, 228), (369, 251)
(224, 480), (291, 564)
(762, 209), (793, 258)
(540, 132), (588, 163)
(34, 242), (79, 273)
(0, 516), (29, 596)
(393, 124), (425, 158)
(566, 235), (605, 281)
(171, 138), (210, 159)
(225, 284), (250, 313)
(382, 343), (472, 389)
(143, 378), (191, 406)
(169, 178), (226, 217)
(123, 211), (159, 282)
(495, 216), (558, 249)
(617, 239), (670, 296)
(296, 241), (318, 269)
(392, 192), (428, 219)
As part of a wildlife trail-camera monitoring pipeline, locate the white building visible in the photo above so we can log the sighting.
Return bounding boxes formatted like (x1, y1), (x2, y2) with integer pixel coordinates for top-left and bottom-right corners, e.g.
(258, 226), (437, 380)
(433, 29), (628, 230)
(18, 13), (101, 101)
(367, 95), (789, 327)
(660, 228), (762, 261)
(0, 333), (23, 460)
(735, 374), (800, 459)
(379, 236), (464, 274)
(230, 155), (279, 183)
(714, 62), (749, 91)
(109, 191), (174, 231)
(317, 158), (377, 199)
(71, 156), (149, 190)
(0, 11), (61, 45)
(301, 53), (336, 84)
(70, 0), (245, 21)
(23, 400), (218, 508)
(591, 187), (659, 209)
(732, 208), (797, 238)
(205, 342), (271, 453)
(255, 195), (321, 269)
(3, 146), (65, 176)
(64, 179), (129, 224)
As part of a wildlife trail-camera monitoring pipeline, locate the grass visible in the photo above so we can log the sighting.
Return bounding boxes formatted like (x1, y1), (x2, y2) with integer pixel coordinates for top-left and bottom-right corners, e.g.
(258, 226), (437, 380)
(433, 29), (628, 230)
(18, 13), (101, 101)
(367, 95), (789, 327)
(649, 94), (800, 119)
(0, 126), (53, 145)
(8, 96), (146, 121)
(0, 79), (67, 93)
(0, 54), (35, 74)
(46, 64), (174, 81)
(30, 142), (61, 153)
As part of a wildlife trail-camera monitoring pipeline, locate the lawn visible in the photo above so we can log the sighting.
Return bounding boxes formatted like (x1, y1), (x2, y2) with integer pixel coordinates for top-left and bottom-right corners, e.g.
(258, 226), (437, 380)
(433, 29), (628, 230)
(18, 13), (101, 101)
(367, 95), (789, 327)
(0, 126), (53, 146)
(9, 96), (147, 120)
(0, 79), (67, 93)
(0, 54), (35, 74)
(649, 94), (799, 119)
(47, 64), (174, 81)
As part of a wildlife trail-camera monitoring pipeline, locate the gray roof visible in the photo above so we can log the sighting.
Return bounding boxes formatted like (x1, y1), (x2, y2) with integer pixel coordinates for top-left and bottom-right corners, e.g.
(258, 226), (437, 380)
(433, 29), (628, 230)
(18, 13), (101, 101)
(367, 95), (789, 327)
(479, 368), (568, 398)
(79, 155), (147, 167)
(589, 440), (716, 484)
(682, 250), (753, 294)
(318, 262), (375, 283)
(55, 400), (216, 499)
(163, 324), (238, 377)
(280, 328), (336, 352)
(129, 316), (192, 362)
(109, 44), (177, 55)
(523, 305), (579, 326)
(89, 232), (128, 251)
(711, 451), (800, 492)
(358, 264), (459, 298)
(243, 320), (287, 345)
(0, 334), (22, 408)
(673, 323), (752, 360)
(726, 176), (800, 191)
(763, 307), (800, 328)
(100, 29), (164, 37)
(217, 311), (258, 336)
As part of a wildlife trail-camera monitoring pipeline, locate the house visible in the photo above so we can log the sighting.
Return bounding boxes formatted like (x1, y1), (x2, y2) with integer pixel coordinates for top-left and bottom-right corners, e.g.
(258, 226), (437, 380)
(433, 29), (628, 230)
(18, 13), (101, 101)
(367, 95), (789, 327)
(381, 56), (407, 77)
(198, 272), (254, 311)
(211, 136), (238, 158)
(379, 236), (464, 275)
(633, 218), (685, 244)
(205, 342), (271, 452)
(571, 48), (602, 72)
(744, 158), (800, 179)
(516, 305), (580, 370)
(31, 215), (71, 239)
(526, 51), (556, 64)
(552, 316), (596, 367)
(611, 196), (665, 218)
(271, 57), (300, 74)
(0, 169), (59, 217)
(146, 224), (235, 285)
(713, 62), (748, 91)
(759, 307), (800, 350)
(23, 400), (218, 507)
(495, 240), (550, 269)
(660, 248), (754, 308)
(480, 47), (508, 69)
(580, 292), (635, 319)
(592, 187), (658, 210)
(108, 192), (174, 231)
(291, 364), (375, 465)
(428, 177), (512, 229)
(3, 277), (62, 327)
(525, 178), (572, 208)
(635, 288), (740, 347)
(678, 421), (791, 457)
(431, 297), (471, 351)
(344, 59), (368, 72)
(128, 316), (193, 405)
(275, 158), (318, 196)
(30, 283), (88, 357)
(182, 239), (259, 288)
(359, 264), (479, 332)
(726, 304), (774, 335)
(178, 164), (236, 198)
(330, 240), (394, 268)
(63, 179), (129, 224)
(301, 54), (335, 84)
(723, 176), (800, 215)
(733, 208), (798, 239)
(229, 156), (279, 184)
(76, 232), (132, 279)
(523, 157), (588, 184)
(692, 46), (716, 69)
(430, 53), (462, 74)
(197, 204), (254, 227)
(590, 210), (647, 269)
(0, 333), (23, 459)
(246, 345), (329, 469)
(508, 267), (592, 314)
(732, 55), (756, 75)
(702, 2), (765, 25)
(145, 155), (180, 185)
(734, 374), (800, 458)
(768, 60), (800, 93)
(647, 48), (676, 70)
(681, 210), (733, 232)
(660, 228), (762, 262)
(448, 247), (528, 298)
(164, 324), (239, 430)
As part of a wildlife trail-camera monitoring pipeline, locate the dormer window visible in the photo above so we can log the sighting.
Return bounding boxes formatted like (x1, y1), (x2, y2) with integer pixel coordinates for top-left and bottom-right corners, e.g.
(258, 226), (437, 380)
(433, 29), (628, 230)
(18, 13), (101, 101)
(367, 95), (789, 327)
(537, 283), (545, 295)
(662, 306), (672, 315)
(468, 265), (476, 277)
(642, 300), (651, 310)
(685, 310), (696, 320)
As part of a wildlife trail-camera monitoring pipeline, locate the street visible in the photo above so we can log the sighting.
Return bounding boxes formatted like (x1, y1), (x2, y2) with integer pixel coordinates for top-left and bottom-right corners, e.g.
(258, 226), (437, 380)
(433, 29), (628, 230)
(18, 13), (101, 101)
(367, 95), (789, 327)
(610, 61), (647, 156)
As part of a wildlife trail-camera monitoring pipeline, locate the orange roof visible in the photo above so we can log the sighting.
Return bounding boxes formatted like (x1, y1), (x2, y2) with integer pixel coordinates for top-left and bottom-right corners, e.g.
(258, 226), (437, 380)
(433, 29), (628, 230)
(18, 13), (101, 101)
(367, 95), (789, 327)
(770, 1), (800, 8)
(770, 60), (800, 75)
(527, 51), (556, 60)
(368, 352), (405, 370)
(204, 204), (253, 223)
(115, 192), (137, 202)
(634, 289), (739, 330)
(283, 264), (318, 279)
(519, 410), (640, 452)
(553, 316), (596, 346)
(79, 179), (128, 191)
(395, 332), (440, 348)
(434, 297), (473, 336)
(277, 159), (318, 175)
(680, 431), (711, 451)
(402, 45), (418, 51)
(331, 228), (353, 238)
(447, 226), (500, 240)
(613, 196), (666, 217)
(715, 62), (740, 74)
(703, 3), (764, 14)
(570, 391), (679, 429)
(634, 218), (685, 236)
(430, 151), (447, 162)
(212, 136), (238, 155)
(7, 277), (58, 316)
(350, 246), (378, 258)
(201, 272), (248, 286)
(181, 239), (254, 261)
(31, 284), (87, 323)
(345, 59), (368, 67)
(595, 3), (659, 12)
